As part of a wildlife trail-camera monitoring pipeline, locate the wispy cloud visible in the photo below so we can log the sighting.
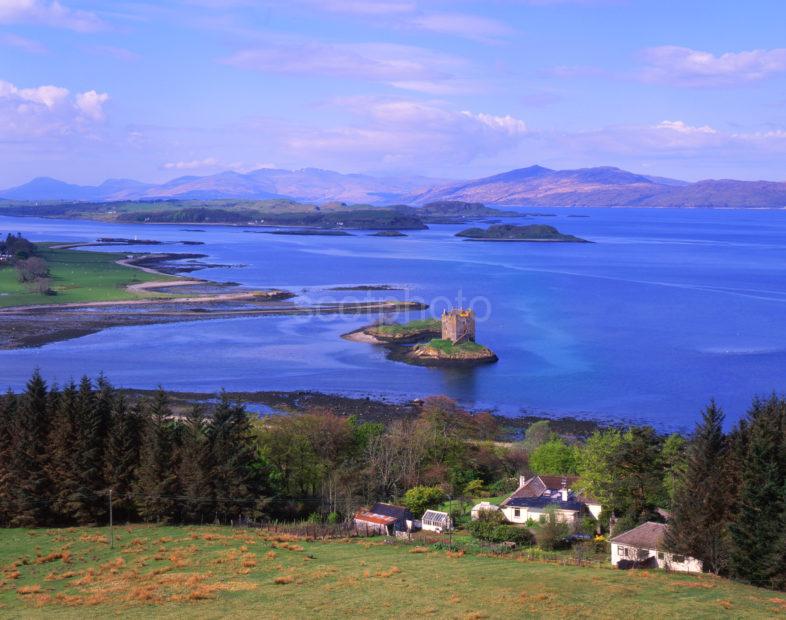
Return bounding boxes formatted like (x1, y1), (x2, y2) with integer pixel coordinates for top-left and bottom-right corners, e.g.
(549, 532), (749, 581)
(254, 97), (527, 171)
(640, 46), (786, 87)
(0, 0), (104, 32)
(89, 44), (141, 62)
(0, 32), (47, 53)
(408, 12), (513, 43)
(223, 40), (470, 92)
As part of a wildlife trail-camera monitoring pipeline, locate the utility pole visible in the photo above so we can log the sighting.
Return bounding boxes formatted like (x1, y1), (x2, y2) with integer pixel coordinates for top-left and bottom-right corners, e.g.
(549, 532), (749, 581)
(447, 493), (453, 550)
(108, 489), (114, 549)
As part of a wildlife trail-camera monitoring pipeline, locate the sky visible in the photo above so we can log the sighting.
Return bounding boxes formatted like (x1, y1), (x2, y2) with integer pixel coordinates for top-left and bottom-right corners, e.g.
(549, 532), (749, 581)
(1, 0), (786, 186)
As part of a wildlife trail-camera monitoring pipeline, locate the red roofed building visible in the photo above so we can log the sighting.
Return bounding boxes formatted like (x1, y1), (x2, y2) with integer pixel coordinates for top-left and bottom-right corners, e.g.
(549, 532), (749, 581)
(354, 503), (415, 536)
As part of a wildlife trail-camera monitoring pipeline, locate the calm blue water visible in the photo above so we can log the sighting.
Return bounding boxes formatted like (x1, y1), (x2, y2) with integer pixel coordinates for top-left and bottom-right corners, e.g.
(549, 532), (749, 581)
(1, 208), (785, 431)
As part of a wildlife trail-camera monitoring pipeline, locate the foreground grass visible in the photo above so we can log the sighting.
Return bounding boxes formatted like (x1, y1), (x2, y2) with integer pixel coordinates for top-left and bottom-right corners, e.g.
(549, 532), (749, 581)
(0, 245), (178, 307)
(0, 526), (782, 618)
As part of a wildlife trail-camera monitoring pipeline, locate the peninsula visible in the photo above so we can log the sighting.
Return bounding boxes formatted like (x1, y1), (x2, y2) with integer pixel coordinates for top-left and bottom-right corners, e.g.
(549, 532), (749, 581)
(456, 224), (589, 243)
(0, 236), (427, 349)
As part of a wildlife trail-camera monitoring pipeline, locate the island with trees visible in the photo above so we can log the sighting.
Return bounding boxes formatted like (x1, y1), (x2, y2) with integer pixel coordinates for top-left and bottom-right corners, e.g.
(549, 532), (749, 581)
(456, 224), (589, 242)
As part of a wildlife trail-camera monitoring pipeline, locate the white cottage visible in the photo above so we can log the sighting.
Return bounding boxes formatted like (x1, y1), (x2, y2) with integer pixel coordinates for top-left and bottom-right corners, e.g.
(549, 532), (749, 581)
(499, 475), (601, 525)
(610, 522), (702, 573)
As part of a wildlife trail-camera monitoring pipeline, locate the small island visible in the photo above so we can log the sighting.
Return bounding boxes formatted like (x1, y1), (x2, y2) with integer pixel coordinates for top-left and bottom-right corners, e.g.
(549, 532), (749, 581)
(456, 224), (588, 243)
(344, 309), (497, 366)
(369, 230), (407, 237)
(406, 338), (498, 365)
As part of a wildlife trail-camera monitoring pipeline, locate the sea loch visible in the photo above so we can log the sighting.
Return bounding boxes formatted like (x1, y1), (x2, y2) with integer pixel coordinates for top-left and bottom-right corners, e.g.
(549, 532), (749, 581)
(1, 206), (785, 431)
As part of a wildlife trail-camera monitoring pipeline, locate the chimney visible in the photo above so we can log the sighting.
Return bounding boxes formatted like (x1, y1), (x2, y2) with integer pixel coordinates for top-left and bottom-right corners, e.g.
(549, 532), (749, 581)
(561, 476), (568, 502)
(519, 475), (527, 488)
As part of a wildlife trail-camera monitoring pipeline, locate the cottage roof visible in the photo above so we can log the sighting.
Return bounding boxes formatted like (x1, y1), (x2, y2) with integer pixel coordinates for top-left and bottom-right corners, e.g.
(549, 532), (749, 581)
(354, 511), (396, 526)
(422, 510), (451, 524)
(505, 494), (585, 512)
(505, 475), (599, 507)
(610, 522), (666, 550)
(369, 503), (413, 521)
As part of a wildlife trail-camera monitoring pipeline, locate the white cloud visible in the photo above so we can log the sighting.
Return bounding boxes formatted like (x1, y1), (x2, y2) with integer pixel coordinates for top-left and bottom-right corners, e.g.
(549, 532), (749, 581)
(0, 78), (109, 141)
(163, 157), (219, 170)
(641, 46), (786, 87)
(0, 0), (104, 32)
(656, 120), (717, 135)
(75, 90), (109, 121)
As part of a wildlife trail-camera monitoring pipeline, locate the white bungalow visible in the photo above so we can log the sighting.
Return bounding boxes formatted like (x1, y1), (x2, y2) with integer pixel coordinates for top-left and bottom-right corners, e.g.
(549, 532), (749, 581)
(421, 510), (452, 532)
(610, 522), (702, 573)
(499, 475), (601, 525)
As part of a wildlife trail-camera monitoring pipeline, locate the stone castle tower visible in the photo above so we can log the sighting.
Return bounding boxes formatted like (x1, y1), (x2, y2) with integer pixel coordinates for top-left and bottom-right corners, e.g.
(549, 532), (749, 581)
(441, 309), (476, 344)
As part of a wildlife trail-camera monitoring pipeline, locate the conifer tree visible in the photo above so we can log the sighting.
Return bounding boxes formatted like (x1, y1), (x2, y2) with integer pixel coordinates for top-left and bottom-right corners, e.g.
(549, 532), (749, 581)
(209, 393), (263, 522)
(47, 381), (80, 523)
(729, 396), (786, 587)
(67, 376), (110, 524)
(665, 401), (730, 574)
(104, 395), (143, 522)
(0, 389), (17, 526)
(9, 370), (51, 526)
(134, 388), (178, 522)
(178, 404), (214, 522)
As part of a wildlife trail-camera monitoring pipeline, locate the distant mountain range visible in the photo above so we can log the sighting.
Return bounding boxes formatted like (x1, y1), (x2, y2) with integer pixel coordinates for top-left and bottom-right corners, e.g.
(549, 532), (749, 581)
(3, 165), (786, 208)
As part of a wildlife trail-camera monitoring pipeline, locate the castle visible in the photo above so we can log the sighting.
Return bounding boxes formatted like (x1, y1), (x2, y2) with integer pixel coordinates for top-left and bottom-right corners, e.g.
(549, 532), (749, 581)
(441, 309), (476, 344)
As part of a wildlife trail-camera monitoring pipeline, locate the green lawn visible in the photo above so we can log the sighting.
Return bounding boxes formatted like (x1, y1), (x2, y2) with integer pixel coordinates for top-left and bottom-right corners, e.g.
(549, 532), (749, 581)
(0, 245), (179, 307)
(372, 319), (440, 336)
(0, 525), (780, 618)
(427, 338), (487, 354)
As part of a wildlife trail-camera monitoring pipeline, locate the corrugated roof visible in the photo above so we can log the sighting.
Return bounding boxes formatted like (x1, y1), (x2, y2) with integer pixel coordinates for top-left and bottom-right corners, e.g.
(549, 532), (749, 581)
(370, 503), (413, 521)
(354, 511), (396, 526)
(610, 522), (666, 550)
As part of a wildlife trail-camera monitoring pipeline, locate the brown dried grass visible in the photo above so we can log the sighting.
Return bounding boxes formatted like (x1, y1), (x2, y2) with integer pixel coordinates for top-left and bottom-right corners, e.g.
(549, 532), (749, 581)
(274, 575), (294, 585)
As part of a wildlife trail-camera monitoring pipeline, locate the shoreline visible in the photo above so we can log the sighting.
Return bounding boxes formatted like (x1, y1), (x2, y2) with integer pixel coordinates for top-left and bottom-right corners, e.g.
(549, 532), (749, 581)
(0, 243), (428, 349)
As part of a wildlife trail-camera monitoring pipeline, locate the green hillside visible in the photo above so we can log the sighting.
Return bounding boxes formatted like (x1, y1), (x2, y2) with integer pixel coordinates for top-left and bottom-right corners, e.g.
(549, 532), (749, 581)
(0, 526), (779, 618)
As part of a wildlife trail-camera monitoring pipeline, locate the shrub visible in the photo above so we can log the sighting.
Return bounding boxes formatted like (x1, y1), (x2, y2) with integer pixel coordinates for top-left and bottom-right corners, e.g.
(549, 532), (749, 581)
(535, 507), (571, 550)
(402, 485), (445, 518)
(467, 510), (534, 545)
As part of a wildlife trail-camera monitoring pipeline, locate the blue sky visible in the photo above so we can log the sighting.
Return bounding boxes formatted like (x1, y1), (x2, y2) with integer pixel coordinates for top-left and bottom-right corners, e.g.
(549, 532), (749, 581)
(1, 0), (785, 186)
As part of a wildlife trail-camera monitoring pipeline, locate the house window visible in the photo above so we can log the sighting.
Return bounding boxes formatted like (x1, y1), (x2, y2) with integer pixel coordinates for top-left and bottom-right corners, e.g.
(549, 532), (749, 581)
(514, 509), (520, 517)
(657, 552), (664, 560)
(673, 555), (685, 563)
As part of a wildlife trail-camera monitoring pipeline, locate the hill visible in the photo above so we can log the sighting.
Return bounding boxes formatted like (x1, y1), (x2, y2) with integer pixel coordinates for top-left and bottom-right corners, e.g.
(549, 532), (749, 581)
(408, 165), (786, 208)
(0, 169), (442, 205)
(3, 165), (786, 208)
(0, 525), (779, 618)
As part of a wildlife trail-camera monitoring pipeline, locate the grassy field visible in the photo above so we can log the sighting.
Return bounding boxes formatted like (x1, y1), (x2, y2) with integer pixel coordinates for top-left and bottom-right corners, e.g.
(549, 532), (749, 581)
(0, 245), (179, 307)
(0, 525), (782, 618)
